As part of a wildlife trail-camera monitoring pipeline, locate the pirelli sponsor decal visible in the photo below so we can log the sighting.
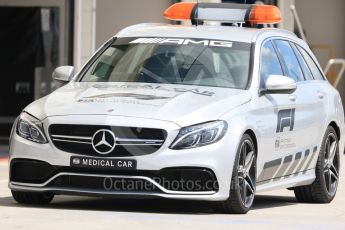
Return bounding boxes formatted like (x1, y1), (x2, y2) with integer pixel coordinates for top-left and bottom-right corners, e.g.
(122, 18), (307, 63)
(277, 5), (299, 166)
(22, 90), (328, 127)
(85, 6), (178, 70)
(257, 146), (318, 183)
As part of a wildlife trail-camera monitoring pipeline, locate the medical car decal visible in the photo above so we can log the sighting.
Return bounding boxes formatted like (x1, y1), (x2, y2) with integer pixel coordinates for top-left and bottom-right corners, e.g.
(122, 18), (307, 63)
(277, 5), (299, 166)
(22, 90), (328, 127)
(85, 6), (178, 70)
(257, 146), (318, 183)
(276, 108), (296, 133)
(80, 93), (173, 101)
(92, 84), (215, 96)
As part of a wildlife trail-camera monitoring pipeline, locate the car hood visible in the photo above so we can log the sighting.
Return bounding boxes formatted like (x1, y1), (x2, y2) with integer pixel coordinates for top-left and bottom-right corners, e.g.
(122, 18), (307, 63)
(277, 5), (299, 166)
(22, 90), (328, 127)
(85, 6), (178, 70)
(26, 82), (251, 126)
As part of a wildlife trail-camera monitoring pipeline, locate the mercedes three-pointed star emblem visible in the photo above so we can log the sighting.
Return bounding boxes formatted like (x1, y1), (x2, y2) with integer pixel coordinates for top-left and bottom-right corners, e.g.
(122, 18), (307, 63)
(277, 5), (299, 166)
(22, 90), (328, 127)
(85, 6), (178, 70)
(91, 129), (116, 154)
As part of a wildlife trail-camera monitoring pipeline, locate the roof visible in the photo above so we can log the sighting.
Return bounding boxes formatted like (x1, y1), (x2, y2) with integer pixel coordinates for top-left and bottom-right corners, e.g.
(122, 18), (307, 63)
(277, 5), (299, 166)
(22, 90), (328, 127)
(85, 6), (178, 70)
(115, 23), (296, 43)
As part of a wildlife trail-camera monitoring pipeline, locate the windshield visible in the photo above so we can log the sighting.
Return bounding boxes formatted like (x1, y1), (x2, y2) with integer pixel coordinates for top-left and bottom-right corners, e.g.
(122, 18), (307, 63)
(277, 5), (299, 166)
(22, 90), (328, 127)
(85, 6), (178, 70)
(80, 37), (251, 89)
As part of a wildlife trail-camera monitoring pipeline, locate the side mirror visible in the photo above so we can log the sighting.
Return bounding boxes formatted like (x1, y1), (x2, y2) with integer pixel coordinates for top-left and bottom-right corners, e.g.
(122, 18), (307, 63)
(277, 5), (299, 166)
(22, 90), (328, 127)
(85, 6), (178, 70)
(52, 66), (74, 83)
(263, 75), (297, 94)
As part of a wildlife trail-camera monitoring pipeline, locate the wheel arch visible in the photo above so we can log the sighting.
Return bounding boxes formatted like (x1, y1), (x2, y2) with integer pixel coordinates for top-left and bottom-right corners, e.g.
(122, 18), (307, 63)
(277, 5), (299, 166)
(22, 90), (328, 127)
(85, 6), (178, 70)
(329, 121), (340, 140)
(243, 129), (258, 154)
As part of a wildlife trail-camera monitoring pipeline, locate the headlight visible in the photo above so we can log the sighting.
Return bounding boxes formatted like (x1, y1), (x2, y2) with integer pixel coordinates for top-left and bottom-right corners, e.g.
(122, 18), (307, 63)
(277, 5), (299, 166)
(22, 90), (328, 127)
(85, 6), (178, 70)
(170, 120), (228, 150)
(16, 112), (48, 144)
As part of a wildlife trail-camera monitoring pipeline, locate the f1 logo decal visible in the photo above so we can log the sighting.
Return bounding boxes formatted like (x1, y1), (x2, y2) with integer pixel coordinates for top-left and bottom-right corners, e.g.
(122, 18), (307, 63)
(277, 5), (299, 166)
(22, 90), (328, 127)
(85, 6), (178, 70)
(276, 108), (295, 133)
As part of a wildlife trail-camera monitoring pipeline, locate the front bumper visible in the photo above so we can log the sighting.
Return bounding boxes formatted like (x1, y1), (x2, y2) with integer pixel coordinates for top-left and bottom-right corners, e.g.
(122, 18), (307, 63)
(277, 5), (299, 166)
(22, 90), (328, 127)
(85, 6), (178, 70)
(9, 115), (241, 201)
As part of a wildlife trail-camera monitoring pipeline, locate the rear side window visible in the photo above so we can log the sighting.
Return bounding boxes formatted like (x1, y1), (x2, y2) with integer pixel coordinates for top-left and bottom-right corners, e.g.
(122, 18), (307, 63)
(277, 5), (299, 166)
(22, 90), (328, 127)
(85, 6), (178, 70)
(260, 41), (283, 82)
(274, 40), (304, 82)
(291, 43), (314, 80)
(297, 46), (325, 80)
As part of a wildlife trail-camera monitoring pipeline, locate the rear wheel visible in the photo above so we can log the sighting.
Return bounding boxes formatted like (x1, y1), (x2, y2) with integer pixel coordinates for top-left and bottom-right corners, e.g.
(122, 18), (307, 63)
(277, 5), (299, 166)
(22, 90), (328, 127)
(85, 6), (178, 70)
(11, 190), (54, 205)
(294, 126), (339, 203)
(215, 134), (256, 214)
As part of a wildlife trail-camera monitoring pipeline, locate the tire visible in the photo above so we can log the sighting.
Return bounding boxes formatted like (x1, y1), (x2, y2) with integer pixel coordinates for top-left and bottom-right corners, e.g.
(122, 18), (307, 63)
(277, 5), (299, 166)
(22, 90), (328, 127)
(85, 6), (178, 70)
(293, 126), (340, 203)
(215, 134), (256, 214)
(11, 190), (54, 205)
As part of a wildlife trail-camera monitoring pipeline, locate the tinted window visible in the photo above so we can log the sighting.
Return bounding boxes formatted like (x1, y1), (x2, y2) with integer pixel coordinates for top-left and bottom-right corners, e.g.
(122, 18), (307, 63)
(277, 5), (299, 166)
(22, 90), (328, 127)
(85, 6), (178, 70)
(81, 38), (251, 89)
(260, 41), (283, 82)
(291, 43), (314, 80)
(297, 46), (325, 80)
(274, 40), (304, 82)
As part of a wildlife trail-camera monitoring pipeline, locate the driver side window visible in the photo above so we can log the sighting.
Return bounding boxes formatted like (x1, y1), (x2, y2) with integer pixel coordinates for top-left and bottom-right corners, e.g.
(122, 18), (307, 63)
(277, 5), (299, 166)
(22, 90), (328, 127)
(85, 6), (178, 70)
(260, 41), (284, 85)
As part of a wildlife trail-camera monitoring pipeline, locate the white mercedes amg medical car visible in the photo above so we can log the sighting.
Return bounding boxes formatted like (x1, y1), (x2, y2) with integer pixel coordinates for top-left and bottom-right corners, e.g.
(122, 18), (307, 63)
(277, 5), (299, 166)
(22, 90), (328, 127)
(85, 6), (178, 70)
(9, 2), (344, 214)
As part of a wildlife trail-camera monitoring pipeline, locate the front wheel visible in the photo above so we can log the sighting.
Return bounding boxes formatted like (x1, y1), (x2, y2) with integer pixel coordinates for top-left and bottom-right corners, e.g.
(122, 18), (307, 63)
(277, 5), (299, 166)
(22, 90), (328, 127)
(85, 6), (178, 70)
(215, 134), (256, 214)
(294, 126), (340, 203)
(11, 190), (54, 205)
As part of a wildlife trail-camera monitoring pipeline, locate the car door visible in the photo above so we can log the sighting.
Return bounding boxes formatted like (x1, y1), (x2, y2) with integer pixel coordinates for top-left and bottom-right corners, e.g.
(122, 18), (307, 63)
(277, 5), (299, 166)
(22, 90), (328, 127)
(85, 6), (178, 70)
(273, 39), (323, 176)
(255, 39), (321, 184)
(294, 44), (329, 171)
(254, 40), (298, 183)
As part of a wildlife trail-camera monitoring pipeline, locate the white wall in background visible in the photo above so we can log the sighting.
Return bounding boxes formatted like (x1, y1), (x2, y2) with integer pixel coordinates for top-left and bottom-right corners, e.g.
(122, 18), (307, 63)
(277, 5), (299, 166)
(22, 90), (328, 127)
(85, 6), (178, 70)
(74, 0), (96, 71)
(295, 0), (345, 68)
(278, 0), (295, 32)
(95, 0), (173, 49)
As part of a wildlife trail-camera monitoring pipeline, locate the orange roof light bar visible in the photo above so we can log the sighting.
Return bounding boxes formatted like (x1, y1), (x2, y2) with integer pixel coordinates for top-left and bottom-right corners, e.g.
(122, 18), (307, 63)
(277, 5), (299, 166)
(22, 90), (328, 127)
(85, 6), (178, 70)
(163, 2), (196, 21)
(163, 2), (282, 25)
(248, 5), (282, 24)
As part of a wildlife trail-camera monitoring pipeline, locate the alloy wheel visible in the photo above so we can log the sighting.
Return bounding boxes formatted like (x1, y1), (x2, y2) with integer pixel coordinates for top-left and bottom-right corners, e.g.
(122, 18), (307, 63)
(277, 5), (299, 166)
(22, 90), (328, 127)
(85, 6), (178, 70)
(237, 139), (256, 208)
(323, 133), (339, 197)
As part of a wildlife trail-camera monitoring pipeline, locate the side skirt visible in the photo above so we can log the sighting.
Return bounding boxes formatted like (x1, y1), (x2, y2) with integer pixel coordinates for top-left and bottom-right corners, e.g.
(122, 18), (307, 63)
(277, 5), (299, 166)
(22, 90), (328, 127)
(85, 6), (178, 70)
(256, 169), (315, 193)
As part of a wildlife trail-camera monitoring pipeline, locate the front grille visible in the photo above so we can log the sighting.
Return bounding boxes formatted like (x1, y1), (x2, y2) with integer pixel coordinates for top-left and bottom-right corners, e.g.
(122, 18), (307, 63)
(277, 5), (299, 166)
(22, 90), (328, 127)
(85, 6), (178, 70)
(49, 175), (161, 193)
(49, 124), (167, 157)
(10, 159), (218, 192)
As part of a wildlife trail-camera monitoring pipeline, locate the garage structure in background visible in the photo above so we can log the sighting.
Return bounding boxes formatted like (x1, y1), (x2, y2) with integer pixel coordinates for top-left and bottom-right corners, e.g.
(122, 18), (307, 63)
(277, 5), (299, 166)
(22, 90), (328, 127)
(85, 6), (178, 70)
(0, 0), (173, 140)
(0, 7), (42, 137)
(0, 0), (73, 140)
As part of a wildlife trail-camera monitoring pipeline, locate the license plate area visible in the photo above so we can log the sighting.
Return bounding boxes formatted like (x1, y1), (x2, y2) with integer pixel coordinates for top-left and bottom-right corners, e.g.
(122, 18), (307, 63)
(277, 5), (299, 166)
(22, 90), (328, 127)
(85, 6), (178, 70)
(70, 156), (137, 170)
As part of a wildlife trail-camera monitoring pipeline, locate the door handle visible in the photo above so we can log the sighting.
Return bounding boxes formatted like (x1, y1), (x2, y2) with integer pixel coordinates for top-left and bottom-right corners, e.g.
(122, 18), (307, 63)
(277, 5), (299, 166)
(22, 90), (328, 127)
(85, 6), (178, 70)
(317, 91), (325, 99)
(288, 94), (297, 101)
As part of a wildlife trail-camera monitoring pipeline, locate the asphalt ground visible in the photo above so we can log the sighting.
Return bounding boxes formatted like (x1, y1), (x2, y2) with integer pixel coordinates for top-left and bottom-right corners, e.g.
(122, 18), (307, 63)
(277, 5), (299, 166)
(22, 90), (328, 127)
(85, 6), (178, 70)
(0, 148), (344, 230)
